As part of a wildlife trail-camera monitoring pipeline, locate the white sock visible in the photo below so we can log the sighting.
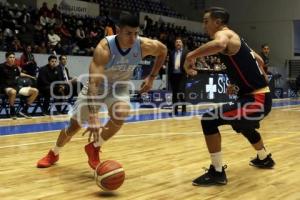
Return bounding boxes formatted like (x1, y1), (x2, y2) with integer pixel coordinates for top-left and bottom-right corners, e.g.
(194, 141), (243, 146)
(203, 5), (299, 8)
(210, 152), (223, 172)
(257, 147), (268, 160)
(52, 145), (61, 156)
(93, 128), (106, 147)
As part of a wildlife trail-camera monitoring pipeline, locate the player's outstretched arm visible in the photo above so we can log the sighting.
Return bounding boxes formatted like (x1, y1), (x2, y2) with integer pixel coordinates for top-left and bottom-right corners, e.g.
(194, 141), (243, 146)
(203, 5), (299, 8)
(140, 37), (167, 93)
(84, 39), (110, 142)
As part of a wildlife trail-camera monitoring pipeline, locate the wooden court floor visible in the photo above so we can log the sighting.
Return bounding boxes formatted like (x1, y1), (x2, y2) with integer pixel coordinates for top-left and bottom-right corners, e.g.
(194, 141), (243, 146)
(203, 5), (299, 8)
(0, 101), (299, 200)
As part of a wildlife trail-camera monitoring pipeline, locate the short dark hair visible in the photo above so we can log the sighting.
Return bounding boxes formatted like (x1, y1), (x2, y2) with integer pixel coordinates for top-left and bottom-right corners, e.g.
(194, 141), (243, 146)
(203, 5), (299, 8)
(59, 54), (67, 61)
(118, 13), (139, 28)
(48, 55), (57, 62)
(5, 51), (15, 58)
(204, 7), (230, 24)
(261, 43), (269, 48)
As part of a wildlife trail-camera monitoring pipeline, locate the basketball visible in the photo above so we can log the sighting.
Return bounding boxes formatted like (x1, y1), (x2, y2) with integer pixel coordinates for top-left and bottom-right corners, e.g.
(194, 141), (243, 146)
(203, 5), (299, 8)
(94, 160), (125, 191)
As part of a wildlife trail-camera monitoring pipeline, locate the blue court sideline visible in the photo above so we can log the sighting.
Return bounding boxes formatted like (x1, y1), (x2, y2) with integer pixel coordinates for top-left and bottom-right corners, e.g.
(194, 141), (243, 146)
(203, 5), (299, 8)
(0, 99), (300, 136)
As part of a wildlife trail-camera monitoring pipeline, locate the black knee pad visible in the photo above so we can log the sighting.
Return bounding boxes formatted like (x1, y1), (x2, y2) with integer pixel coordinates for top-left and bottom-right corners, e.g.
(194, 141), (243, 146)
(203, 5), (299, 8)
(240, 129), (261, 144)
(201, 112), (220, 135)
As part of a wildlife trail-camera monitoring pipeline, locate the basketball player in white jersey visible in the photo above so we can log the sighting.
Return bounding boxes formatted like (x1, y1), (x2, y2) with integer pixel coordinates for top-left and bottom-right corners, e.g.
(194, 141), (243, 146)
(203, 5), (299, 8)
(37, 14), (167, 169)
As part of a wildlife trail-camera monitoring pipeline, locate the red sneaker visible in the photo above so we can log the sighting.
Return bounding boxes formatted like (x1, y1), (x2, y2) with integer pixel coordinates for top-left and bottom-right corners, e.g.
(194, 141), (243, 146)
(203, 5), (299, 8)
(37, 150), (59, 168)
(84, 142), (100, 169)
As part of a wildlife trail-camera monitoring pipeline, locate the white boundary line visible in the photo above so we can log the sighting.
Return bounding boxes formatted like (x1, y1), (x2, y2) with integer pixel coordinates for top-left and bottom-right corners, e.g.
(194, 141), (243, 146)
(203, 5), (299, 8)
(0, 130), (299, 149)
(0, 100), (299, 137)
(0, 114), (203, 138)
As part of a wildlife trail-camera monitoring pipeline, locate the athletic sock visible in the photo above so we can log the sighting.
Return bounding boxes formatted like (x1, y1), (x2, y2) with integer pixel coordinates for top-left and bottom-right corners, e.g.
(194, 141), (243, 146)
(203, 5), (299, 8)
(93, 128), (105, 147)
(52, 145), (61, 156)
(257, 147), (268, 160)
(210, 152), (223, 172)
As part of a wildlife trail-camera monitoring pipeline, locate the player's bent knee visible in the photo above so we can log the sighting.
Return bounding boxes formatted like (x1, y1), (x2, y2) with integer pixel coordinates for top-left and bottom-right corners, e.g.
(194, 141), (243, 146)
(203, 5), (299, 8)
(109, 104), (130, 121)
(8, 89), (17, 96)
(109, 102), (130, 120)
(32, 88), (39, 94)
(240, 129), (261, 144)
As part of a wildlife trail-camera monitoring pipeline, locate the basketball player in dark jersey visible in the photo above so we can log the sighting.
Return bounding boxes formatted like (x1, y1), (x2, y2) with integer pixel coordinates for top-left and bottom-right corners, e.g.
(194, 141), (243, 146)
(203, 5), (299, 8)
(184, 7), (275, 186)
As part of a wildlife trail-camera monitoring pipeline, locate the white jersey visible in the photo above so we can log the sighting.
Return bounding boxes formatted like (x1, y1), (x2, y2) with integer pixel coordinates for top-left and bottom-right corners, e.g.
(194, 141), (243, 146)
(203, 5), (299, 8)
(104, 35), (142, 85)
(73, 36), (142, 121)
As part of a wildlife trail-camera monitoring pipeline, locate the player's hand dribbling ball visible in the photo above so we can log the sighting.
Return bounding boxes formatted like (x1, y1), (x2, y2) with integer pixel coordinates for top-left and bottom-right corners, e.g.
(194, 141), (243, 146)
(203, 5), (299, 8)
(94, 160), (125, 191)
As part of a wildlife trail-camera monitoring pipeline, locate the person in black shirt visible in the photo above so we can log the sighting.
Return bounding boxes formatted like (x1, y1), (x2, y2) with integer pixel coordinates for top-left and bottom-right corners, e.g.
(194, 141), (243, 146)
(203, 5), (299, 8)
(184, 7), (274, 186)
(37, 55), (65, 114)
(0, 52), (38, 119)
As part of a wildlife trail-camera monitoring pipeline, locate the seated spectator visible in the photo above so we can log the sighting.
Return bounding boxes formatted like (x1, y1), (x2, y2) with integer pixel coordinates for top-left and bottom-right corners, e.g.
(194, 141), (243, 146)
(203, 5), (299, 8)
(75, 25), (86, 49)
(59, 23), (72, 40)
(0, 52), (38, 119)
(34, 20), (43, 32)
(20, 44), (38, 77)
(10, 36), (23, 52)
(47, 29), (61, 53)
(48, 12), (57, 29)
(37, 55), (65, 115)
(34, 41), (48, 54)
(40, 11), (49, 28)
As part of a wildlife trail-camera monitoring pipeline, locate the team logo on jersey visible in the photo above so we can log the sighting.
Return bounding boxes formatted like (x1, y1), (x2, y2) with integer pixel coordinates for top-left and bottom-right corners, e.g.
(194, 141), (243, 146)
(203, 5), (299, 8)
(117, 57), (129, 64)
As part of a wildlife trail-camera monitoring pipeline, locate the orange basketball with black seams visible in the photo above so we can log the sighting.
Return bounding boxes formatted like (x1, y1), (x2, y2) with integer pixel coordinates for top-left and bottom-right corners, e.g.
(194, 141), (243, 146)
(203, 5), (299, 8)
(94, 160), (125, 191)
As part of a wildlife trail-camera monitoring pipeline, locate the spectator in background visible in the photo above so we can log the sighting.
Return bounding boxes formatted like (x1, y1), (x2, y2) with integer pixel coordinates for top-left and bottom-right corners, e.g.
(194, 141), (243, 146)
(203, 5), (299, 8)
(59, 23), (72, 40)
(58, 54), (83, 99)
(47, 12), (56, 29)
(37, 55), (65, 115)
(38, 2), (50, 17)
(75, 25), (86, 50)
(143, 15), (152, 35)
(34, 41), (48, 54)
(104, 20), (114, 36)
(10, 36), (23, 52)
(51, 4), (61, 20)
(89, 22), (101, 46)
(40, 11), (49, 28)
(0, 51), (38, 119)
(20, 44), (38, 77)
(168, 37), (188, 116)
(34, 20), (43, 33)
(48, 29), (61, 53)
(260, 44), (271, 74)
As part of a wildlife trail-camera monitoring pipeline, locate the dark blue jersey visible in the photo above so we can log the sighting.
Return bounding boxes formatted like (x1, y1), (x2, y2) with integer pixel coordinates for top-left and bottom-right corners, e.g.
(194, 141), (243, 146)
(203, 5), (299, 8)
(219, 38), (268, 96)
